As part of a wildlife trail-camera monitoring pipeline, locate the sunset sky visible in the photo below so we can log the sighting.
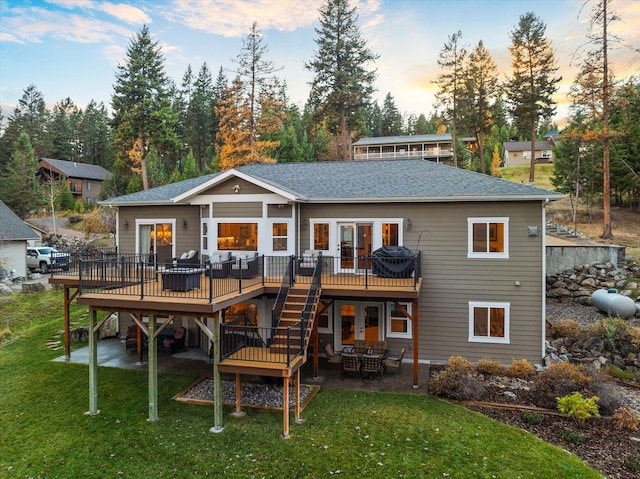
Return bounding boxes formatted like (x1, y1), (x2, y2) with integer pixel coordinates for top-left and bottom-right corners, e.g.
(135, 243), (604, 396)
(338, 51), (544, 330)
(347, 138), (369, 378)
(1, 0), (639, 127)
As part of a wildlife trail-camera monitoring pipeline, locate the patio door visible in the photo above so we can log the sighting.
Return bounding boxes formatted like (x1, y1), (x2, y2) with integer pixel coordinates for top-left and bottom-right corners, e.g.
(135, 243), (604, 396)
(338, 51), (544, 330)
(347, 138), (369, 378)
(337, 223), (373, 273)
(337, 302), (382, 351)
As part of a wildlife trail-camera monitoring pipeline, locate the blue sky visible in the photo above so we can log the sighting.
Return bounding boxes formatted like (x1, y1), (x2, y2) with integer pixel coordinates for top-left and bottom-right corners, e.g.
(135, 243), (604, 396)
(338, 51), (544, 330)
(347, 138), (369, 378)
(1, 0), (638, 127)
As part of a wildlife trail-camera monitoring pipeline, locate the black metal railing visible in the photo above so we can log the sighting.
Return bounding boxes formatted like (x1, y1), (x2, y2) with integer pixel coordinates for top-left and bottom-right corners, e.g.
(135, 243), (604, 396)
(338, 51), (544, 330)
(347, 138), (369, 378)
(50, 247), (118, 276)
(64, 250), (420, 299)
(219, 323), (305, 367)
(271, 256), (295, 328)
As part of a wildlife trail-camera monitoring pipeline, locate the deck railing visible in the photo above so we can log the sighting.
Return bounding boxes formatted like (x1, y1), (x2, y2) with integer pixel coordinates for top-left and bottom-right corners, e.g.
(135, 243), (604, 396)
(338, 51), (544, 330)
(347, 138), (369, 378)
(219, 323), (305, 367)
(65, 250), (420, 300)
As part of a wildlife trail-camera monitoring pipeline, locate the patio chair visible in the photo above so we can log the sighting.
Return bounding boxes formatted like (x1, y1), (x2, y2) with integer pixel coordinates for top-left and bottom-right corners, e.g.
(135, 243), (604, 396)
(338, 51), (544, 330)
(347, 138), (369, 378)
(341, 352), (360, 378)
(353, 339), (369, 356)
(167, 250), (199, 268)
(230, 252), (259, 279)
(382, 348), (405, 375)
(325, 343), (342, 369)
(163, 326), (187, 354)
(125, 324), (139, 353)
(371, 340), (388, 357)
(362, 354), (384, 382)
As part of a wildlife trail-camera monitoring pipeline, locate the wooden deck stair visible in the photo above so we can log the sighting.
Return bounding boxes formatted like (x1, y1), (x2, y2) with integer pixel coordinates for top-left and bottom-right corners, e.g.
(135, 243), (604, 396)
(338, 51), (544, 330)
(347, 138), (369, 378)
(269, 286), (319, 356)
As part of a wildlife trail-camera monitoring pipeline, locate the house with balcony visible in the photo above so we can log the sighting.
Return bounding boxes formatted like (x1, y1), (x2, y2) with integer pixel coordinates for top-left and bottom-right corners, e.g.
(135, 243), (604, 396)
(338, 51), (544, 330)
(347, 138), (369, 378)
(51, 159), (562, 435)
(353, 134), (454, 163)
(38, 158), (112, 204)
(502, 140), (554, 167)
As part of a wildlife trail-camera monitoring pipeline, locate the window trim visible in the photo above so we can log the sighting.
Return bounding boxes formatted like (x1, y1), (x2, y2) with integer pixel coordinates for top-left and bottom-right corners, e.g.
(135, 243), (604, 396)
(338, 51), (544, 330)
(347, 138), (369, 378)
(317, 307), (332, 334)
(468, 301), (510, 344)
(467, 217), (509, 259)
(386, 301), (413, 339)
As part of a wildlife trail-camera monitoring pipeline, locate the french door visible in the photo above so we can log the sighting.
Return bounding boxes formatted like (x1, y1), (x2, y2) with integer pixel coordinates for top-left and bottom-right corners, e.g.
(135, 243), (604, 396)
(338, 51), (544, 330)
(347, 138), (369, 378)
(337, 222), (373, 273)
(337, 302), (382, 351)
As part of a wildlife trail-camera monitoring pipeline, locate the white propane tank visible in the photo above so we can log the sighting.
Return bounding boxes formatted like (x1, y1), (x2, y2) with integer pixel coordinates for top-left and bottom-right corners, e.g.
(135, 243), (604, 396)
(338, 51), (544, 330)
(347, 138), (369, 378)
(591, 288), (637, 318)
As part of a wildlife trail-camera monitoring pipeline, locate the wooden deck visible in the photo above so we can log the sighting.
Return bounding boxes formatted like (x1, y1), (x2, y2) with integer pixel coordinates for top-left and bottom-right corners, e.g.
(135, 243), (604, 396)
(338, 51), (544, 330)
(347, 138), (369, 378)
(54, 271), (420, 316)
(217, 347), (306, 377)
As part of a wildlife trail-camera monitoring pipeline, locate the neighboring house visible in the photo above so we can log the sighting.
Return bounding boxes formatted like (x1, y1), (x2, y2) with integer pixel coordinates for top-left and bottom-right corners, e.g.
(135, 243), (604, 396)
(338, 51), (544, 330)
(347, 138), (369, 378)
(503, 140), (554, 167)
(98, 159), (562, 366)
(0, 200), (41, 278)
(353, 134), (454, 164)
(38, 158), (112, 204)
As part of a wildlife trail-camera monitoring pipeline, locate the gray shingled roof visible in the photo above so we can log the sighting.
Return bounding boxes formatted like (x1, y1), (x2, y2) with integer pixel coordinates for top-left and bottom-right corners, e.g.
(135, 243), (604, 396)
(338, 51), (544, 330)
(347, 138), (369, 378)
(0, 201), (40, 241)
(104, 159), (563, 205)
(104, 173), (219, 204)
(503, 141), (553, 152)
(40, 158), (112, 181)
(353, 134), (452, 146)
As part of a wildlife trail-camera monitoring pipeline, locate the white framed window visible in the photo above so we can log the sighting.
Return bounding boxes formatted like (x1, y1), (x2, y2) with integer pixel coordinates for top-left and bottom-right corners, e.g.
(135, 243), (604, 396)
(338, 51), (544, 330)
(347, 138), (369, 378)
(542, 150), (552, 158)
(272, 222), (288, 252)
(467, 217), (509, 259)
(468, 301), (510, 344)
(386, 302), (413, 339)
(523, 151), (531, 159)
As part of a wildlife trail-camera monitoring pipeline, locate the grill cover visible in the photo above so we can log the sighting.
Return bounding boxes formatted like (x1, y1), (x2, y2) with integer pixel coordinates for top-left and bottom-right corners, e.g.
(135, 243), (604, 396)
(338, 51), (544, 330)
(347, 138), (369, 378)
(372, 246), (415, 278)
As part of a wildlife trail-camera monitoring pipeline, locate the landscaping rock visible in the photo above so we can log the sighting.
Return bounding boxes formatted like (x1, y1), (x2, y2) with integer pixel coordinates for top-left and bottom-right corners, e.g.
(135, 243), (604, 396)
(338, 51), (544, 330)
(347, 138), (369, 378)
(22, 282), (45, 294)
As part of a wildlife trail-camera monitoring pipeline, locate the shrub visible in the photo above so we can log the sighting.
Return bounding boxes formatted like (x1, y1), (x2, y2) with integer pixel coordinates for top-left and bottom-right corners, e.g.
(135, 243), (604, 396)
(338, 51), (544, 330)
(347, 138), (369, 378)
(550, 319), (584, 340)
(560, 428), (589, 445)
(588, 317), (638, 344)
(445, 355), (475, 375)
(608, 364), (636, 382)
(507, 359), (534, 379)
(557, 392), (600, 428)
(430, 369), (486, 401)
(476, 358), (505, 376)
(521, 411), (543, 425)
(531, 362), (591, 409)
(624, 455), (640, 473)
(613, 406), (640, 431)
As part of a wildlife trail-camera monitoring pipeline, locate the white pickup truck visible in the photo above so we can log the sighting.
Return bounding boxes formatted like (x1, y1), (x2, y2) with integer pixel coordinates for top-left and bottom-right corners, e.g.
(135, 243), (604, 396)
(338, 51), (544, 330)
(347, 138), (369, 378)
(26, 247), (71, 273)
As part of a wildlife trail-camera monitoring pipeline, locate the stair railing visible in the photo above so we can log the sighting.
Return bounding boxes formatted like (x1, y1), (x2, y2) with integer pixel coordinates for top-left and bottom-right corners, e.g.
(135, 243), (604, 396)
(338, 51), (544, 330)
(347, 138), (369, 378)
(299, 253), (322, 353)
(271, 255), (295, 328)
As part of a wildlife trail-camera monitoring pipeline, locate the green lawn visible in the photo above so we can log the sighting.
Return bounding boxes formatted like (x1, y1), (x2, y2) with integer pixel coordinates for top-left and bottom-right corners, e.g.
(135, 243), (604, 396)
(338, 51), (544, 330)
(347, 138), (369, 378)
(0, 290), (602, 478)
(499, 164), (555, 191)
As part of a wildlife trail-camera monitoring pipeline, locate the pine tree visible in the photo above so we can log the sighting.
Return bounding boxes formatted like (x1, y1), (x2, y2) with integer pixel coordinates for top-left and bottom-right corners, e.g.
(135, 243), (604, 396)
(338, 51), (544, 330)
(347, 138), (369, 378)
(77, 100), (113, 169)
(3, 85), (50, 162)
(47, 97), (81, 161)
(435, 31), (467, 167)
(0, 132), (41, 218)
(305, 0), (378, 160)
(111, 25), (179, 190)
(381, 93), (403, 136)
(459, 40), (499, 174)
(506, 12), (561, 182)
(216, 78), (252, 170)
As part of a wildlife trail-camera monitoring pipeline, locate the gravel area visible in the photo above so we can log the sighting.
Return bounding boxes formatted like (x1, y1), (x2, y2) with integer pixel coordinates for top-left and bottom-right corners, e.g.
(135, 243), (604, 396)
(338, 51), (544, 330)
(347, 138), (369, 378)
(178, 379), (315, 409)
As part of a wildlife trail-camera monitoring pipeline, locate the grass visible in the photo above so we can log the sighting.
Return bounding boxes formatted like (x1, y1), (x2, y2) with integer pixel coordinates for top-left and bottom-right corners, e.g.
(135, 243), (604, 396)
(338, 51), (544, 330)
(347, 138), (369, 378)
(0, 290), (603, 478)
(499, 164), (555, 190)
(5, 188), (620, 478)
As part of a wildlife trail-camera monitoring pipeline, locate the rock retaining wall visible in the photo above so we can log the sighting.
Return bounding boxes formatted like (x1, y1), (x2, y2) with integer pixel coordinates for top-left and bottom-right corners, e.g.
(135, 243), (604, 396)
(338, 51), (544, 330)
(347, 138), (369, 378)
(546, 261), (640, 313)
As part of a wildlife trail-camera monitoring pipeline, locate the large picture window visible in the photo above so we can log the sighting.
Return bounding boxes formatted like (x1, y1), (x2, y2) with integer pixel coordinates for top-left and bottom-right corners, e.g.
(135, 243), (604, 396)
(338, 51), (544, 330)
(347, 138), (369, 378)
(217, 223), (257, 251)
(468, 301), (510, 344)
(468, 217), (509, 258)
(386, 302), (412, 339)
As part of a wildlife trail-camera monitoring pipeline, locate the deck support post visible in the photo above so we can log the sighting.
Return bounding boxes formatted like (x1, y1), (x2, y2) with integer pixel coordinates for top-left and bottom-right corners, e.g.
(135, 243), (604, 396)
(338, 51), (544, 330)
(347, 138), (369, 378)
(211, 313), (225, 432)
(63, 287), (79, 359)
(231, 372), (245, 417)
(86, 308), (99, 415)
(412, 299), (419, 388)
(294, 370), (303, 424)
(282, 376), (290, 438)
(148, 314), (158, 422)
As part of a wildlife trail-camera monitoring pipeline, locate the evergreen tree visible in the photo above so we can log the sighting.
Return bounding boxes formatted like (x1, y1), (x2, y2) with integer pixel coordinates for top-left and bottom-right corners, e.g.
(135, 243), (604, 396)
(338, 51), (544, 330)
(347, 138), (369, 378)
(215, 77), (253, 170)
(459, 40), (500, 174)
(47, 97), (81, 161)
(0, 132), (42, 218)
(305, 0), (378, 160)
(77, 100), (114, 169)
(413, 114), (430, 135)
(189, 63), (216, 171)
(111, 25), (179, 190)
(365, 101), (382, 137)
(3, 85), (50, 162)
(435, 31), (467, 167)
(506, 12), (561, 182)
(380, 93), (403, 136)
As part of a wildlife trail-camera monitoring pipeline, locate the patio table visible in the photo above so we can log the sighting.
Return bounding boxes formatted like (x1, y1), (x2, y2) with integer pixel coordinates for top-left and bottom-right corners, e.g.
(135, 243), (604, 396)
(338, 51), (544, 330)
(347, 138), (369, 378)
(161, 268), (205, 292)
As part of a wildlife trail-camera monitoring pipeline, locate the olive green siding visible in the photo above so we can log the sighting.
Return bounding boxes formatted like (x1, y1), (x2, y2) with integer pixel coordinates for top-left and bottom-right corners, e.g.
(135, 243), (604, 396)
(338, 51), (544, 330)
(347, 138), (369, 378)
(298, 200), (545, 365)
(118, 205), (201, 255)
(213, 202), (263, 217)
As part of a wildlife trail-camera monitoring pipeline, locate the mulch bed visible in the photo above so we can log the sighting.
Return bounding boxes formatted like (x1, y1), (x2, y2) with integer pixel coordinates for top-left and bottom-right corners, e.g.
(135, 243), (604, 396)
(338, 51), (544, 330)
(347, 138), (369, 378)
(463, 385), (640, 479)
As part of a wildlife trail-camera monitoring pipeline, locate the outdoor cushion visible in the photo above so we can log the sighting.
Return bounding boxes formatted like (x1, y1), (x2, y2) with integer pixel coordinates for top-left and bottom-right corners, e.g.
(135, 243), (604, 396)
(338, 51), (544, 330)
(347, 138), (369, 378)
(180, 252), (188, 259)
(186, 250), (197, 259)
